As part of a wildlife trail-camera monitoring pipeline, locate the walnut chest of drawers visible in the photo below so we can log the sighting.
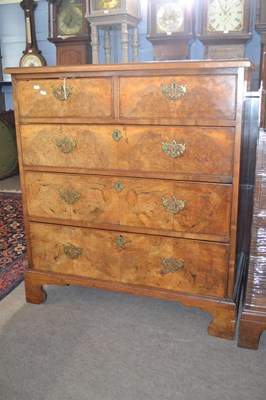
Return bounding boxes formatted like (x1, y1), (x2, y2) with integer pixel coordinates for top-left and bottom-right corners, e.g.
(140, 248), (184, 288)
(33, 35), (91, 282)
(6, 60), (252, 340)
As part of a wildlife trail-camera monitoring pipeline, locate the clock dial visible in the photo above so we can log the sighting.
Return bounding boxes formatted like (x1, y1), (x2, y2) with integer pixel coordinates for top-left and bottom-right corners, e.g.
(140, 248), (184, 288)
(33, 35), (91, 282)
(20, 54), (44, 67)
(207, 0), (244, 32)
(58, 1), (83, 36)
(156, 2), (184, 33)
(95, 0), (121, 10)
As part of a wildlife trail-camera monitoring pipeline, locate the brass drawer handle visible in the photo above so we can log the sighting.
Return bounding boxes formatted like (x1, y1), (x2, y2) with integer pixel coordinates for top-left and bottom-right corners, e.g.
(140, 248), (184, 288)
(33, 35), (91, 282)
(162, 197), (186, 213)
(56, 136), (77, 153)
(161, 140), (186, 158)
(112, 129), (123, 142)
(161, 82), (187, 100)
(60, 189), (80, 204)
(115, 235), (126, 248)
(114, 181), (124, 192)
(63, 243), (82, 259)
(161, 257), (184, 274)
(52, 79), (73, 100)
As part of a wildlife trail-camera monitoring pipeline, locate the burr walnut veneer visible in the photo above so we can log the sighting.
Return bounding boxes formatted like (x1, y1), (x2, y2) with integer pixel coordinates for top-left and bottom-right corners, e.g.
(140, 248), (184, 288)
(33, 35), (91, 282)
(6, 60), (252, 340)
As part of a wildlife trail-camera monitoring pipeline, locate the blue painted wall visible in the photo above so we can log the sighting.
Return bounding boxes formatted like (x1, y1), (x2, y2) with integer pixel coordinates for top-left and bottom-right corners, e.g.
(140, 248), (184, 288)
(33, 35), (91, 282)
(0, 0), (261, 109)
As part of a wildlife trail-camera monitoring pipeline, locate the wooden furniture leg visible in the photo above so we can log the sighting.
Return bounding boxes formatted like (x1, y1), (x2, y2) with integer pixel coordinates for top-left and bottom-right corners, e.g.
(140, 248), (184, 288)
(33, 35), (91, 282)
(24, 270), (47, 304)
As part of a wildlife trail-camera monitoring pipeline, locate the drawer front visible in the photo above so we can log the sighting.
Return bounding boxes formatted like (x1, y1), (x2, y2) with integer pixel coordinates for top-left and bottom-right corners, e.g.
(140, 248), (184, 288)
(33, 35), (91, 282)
(119, 75), (236, 120)
(20, 124), (234, 179)
(29, 222), (229, 298)
(25, 172), (232, 237)
(17, 77), (112, 118)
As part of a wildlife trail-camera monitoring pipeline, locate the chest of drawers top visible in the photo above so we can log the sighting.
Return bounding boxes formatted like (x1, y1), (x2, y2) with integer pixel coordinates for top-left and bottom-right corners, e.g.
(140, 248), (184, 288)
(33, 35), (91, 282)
(6, 60), (252, 125)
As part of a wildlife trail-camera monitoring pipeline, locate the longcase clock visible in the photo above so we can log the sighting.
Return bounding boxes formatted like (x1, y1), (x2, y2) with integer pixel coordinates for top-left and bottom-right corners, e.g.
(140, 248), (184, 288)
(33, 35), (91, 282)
(48, 0), (92, 65)
(146, 0), (194, 61)
(198, 0), (253, 59)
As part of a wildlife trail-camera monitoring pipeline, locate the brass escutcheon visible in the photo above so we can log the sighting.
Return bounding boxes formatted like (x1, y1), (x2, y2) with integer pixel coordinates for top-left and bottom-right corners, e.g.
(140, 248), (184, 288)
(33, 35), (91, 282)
(52, 79), (73, 101)
(114, 181), (124, 192)
(161, 140), (186, 158)
(162, 197), (186, 213)
(161, 257), (184, 274)
(112, 129), (123, 142)
(63, 243), (82, 259)
(161, 82), (187, 100)
(115, 235), (126, 248)
(56, 136), (77, 153)
(60, 189), (80, 204)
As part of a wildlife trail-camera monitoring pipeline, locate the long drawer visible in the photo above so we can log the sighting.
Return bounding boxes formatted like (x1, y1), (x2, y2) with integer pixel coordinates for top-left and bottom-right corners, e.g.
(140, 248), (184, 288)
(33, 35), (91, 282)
(29, 222), (229, 298)
(24, 171), (232, 238)
(20, 124), (234, 180)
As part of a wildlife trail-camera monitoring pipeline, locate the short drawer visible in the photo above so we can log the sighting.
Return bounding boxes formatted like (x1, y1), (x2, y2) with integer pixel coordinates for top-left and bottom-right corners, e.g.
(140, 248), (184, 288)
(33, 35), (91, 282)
(25, 172), (232, 238)
(20, 124), (234, 180)
(17, 77), (112, 118)
(119, 74), (237, 120)
(29, 222), (229, 298)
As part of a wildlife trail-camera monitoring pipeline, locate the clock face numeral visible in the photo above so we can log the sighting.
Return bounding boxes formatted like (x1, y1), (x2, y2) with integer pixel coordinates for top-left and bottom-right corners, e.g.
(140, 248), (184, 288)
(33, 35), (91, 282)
(58, 0), (83, 36)
(95, 0), (121, 10)
(207, 0), (244, 32)
(156, 2), (184, 34)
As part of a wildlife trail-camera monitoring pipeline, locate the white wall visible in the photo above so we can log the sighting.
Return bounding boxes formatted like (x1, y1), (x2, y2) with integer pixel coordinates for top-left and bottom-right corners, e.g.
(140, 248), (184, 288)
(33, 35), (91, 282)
(0, 0), (56, 108)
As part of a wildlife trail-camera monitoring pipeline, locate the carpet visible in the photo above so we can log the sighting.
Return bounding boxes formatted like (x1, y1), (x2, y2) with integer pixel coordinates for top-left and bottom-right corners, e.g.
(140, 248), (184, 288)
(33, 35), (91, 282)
(1, 284), (266, 400)
(0, 191), (27, 301)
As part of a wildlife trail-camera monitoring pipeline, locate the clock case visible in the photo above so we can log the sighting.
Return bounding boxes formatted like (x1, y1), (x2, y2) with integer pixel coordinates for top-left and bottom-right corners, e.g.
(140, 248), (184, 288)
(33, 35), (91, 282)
(198, 0), (253, 59)
(48, 0), (92, 65)
(86, 0), (141, 63)
(86, 0), (141, 28)
(89, 0), (140, 17)
(146, 0), (193, 61)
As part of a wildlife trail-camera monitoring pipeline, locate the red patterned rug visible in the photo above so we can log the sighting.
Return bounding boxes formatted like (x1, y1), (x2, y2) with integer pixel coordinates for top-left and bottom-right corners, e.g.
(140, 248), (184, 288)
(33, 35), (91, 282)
(0, 191), (28, 301)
